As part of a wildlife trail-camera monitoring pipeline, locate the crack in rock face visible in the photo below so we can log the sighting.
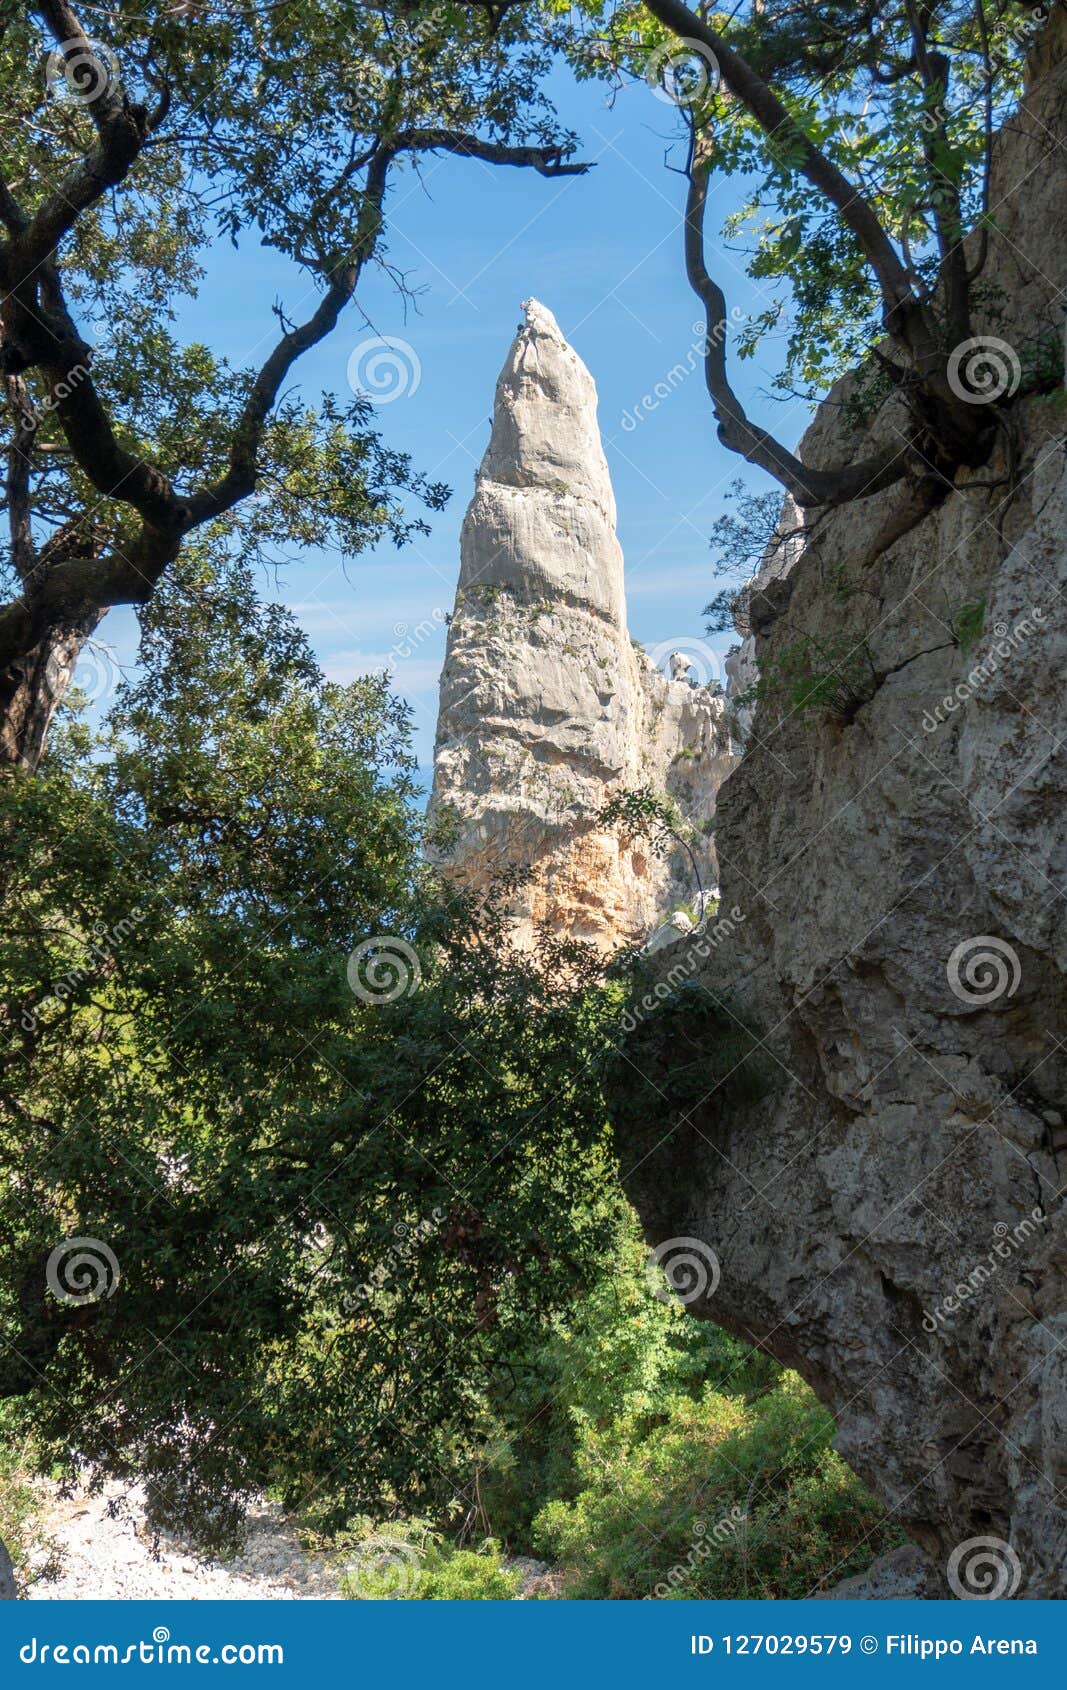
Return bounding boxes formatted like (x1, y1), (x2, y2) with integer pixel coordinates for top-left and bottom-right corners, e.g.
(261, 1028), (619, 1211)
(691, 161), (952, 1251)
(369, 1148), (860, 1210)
(429, 298), (735, 949)
(615, 20), (1067, 1598)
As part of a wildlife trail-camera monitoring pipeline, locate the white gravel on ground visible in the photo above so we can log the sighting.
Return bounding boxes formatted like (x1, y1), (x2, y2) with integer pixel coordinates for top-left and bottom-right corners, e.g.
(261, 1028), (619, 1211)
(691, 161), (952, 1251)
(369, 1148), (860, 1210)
(24, 1483), (554, 1601)
(27, 1484), (343, 1601)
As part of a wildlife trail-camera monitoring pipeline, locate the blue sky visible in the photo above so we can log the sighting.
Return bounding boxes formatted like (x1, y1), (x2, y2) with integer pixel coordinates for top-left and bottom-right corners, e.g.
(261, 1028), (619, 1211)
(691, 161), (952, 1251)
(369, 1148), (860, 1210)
(92, 63), (815, 786)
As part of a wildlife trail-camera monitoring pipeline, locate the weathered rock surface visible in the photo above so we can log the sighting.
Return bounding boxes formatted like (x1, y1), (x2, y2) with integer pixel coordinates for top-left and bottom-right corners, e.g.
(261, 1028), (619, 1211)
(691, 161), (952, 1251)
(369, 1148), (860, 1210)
(722, 493), (807, 740)
(813, 1545), (946, 1601)
(429, 300), (734, 947)
(0, 1535), (15, 1601)
(616, 20), (1067, 1598)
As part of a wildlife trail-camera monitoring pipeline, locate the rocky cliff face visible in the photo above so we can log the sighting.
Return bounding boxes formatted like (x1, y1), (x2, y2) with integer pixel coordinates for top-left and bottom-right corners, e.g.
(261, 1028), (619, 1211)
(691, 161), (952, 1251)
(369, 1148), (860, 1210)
(616, 21), (1067, 1597)
(429, 300), (734, 948)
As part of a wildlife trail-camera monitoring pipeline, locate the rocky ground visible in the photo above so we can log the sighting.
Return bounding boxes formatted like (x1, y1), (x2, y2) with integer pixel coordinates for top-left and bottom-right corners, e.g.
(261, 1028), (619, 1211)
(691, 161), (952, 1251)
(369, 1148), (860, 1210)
(23, 1482), (554, 1601)
(26, 1484), (343, 1601)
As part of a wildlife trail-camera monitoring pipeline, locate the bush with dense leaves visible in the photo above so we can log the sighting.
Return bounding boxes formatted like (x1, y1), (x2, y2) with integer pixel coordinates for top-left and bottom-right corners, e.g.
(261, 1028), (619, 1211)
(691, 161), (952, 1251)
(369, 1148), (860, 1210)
(533, 1371), (902, 1599)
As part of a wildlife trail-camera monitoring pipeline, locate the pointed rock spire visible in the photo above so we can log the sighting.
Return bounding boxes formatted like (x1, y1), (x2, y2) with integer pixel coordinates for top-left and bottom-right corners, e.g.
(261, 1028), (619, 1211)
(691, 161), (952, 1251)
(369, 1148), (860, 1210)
(430, 303), (734, 948)
(456, 297), (625, 626)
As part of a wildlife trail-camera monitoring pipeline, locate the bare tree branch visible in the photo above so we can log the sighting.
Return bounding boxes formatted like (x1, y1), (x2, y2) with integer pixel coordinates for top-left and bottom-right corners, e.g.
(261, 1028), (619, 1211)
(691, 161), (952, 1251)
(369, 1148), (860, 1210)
(683, 157), (910, 507)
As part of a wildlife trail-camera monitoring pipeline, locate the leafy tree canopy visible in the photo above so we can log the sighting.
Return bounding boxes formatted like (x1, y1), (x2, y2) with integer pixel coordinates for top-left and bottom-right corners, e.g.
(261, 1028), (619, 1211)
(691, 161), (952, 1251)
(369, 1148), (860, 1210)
(0, 0), (587, 764)
(0, 554), (632, 1552)
(549, 0), (1057, 508)
(562, 0), (1036, 386)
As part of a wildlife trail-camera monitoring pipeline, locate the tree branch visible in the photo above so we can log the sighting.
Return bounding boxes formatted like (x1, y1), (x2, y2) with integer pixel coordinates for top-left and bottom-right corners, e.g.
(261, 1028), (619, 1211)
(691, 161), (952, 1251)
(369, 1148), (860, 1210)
(0, 519), (180, 673)
(967, 0), (995, 284)
(36, 257), (185, 531)
(18, 2), (150, 268)
(644, 2), (994, 489)
(642, 0), (919, 326)
(387, 129), (591, 177)
(0, 116), (592, 763)
(904, 0), (971, 343)
(4, 377), (37, 581)
(684, 160), (908, 507)
(0, 6), (150, 381)
(186, 131), (590, 524)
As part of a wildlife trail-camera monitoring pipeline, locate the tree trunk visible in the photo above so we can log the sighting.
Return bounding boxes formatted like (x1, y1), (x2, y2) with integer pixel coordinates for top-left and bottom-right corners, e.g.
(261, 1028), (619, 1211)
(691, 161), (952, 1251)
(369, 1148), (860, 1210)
(0, 612), (103, 771)
(0, 1533), (17, 1599)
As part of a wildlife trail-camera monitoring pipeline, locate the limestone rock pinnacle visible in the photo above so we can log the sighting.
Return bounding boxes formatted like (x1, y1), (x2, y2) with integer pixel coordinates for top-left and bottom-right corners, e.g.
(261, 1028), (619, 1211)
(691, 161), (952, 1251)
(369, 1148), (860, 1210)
(429, 302), (735, 948)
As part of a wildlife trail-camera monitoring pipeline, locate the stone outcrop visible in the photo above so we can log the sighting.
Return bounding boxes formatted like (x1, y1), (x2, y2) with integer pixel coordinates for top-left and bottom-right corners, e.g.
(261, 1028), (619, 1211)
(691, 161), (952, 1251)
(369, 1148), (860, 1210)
(722, 493), (806, 740)
(615, 18), (1067, 1597)
(429, 299), (734, 948)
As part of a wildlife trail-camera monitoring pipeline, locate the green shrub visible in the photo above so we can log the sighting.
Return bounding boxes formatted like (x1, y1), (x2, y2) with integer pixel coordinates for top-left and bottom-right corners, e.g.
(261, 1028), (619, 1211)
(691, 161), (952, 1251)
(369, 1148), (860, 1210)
(407, 1543), (521, 1601)
(475, 1224), (690, 1541)
(0, 1410), (61, 1593)
(336, 1521), (520, 1601)
(533, 1371), (902, 1600)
